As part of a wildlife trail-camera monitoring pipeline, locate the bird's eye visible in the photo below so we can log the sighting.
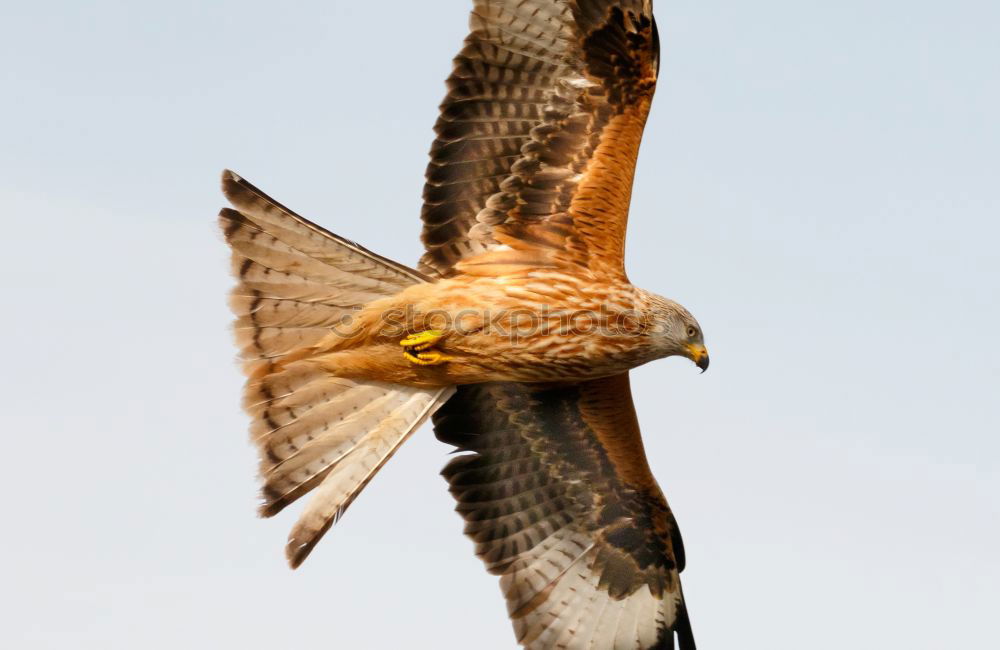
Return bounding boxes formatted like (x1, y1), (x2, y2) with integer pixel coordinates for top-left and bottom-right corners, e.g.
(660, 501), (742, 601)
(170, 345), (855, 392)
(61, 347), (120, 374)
(687, 326), (698, 338)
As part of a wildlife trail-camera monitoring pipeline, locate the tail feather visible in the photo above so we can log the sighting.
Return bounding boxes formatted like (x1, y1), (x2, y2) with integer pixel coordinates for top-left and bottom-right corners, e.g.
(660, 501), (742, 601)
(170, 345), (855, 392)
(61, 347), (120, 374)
(221, 170), (426, 287)
(285, 384), (451, 568)
(219, 170), (453, 568)
(255, 379), (422, 511)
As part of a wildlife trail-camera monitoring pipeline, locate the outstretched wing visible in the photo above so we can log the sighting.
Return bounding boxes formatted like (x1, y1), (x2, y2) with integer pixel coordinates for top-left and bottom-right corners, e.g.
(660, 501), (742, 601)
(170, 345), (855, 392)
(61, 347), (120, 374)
(419, 3), (694, 647)
(435, 374), (694, 649)
(420, 0), (660, 279)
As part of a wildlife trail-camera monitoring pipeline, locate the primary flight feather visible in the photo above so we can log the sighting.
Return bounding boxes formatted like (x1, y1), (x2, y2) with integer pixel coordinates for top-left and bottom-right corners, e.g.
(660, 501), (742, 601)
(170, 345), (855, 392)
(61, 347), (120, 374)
(219, 2), (704, 648)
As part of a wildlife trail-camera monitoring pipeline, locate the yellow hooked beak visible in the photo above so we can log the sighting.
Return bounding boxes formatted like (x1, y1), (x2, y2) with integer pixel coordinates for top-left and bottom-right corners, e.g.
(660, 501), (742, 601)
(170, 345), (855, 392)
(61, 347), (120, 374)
(686, 343), (710, 373)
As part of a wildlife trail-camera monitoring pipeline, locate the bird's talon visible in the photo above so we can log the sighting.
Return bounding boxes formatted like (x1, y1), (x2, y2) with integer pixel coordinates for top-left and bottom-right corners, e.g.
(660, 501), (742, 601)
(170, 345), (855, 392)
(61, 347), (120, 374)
(400, 330), (446, 348)
(403, 349), (452, 366)
(401, 330), (451, 366)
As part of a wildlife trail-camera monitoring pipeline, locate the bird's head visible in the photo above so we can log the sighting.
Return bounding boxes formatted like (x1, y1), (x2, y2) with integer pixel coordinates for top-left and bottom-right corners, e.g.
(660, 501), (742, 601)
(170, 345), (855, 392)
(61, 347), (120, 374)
(645, 295), (710, 372)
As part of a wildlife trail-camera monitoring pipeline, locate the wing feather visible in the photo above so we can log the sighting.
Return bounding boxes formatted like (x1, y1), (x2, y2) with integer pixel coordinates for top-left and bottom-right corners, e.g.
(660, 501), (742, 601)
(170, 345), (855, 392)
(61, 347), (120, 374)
(420, 0), (659, 278)
(434, 374), (694, 649)
(419, 5), (691, 647)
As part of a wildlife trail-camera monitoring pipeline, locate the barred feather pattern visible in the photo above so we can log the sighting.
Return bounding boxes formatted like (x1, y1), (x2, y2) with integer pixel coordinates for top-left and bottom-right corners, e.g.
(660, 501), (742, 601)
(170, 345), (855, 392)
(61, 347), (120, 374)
(435, 375), (694, 649)
(420, 0), (659, 279)
(219, 171), (453, 567)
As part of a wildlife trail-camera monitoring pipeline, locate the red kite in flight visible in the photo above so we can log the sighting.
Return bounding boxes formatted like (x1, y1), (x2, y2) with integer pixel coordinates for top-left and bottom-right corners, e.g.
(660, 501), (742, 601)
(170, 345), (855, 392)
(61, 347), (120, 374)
(220, 2), (703, 648)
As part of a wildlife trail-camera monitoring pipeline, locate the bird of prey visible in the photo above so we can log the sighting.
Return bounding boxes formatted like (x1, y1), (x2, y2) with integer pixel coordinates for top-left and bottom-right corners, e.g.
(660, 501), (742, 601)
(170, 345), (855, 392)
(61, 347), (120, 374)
(219, 1), (705, 648)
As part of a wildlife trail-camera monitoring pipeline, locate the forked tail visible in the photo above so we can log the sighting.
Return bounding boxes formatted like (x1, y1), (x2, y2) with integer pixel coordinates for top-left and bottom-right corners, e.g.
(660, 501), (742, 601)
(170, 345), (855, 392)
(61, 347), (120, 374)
(219, 170), (454, 567)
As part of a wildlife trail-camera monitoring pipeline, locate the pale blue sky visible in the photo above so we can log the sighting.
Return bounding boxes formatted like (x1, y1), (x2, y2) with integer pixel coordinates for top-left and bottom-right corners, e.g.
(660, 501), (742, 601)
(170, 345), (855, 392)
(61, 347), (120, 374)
(2, 1), (998, 648)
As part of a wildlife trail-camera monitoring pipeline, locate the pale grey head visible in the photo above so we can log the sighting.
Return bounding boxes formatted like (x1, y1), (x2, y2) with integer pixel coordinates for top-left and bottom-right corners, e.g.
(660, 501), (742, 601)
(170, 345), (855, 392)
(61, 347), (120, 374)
(641, 292), (710, 372)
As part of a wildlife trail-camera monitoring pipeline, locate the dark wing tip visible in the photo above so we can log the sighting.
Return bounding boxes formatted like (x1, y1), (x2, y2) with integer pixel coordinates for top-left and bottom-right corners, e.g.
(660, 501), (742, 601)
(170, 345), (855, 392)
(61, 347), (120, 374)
(652, 15), (661, 77)
(675, 594), (697, 650)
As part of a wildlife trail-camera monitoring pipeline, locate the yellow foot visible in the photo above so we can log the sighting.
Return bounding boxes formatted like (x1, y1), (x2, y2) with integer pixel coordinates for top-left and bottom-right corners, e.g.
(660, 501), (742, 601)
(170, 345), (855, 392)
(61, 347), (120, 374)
(403, 349), (453, 366)
(400, 330), (451, 366)
(400, 329), (447, 351)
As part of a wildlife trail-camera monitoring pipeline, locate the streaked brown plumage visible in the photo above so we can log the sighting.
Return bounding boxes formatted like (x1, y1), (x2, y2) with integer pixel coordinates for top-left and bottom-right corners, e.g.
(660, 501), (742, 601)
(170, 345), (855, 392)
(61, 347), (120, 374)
(435, 376), (693, 649)
(219, 1), (704, 648)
